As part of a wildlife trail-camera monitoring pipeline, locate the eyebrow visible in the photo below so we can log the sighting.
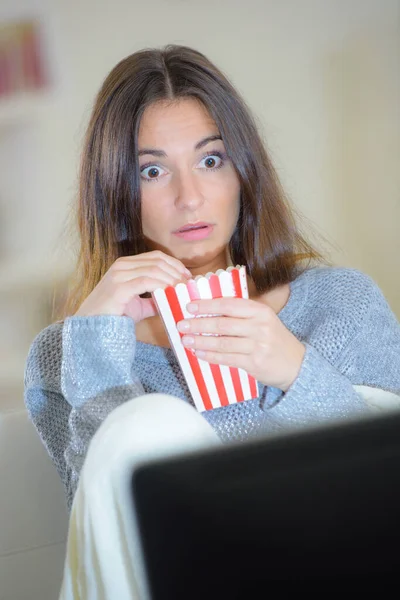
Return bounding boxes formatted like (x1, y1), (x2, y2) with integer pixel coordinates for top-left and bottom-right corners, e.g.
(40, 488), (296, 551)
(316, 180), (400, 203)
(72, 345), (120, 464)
(138, 134), (223, 158)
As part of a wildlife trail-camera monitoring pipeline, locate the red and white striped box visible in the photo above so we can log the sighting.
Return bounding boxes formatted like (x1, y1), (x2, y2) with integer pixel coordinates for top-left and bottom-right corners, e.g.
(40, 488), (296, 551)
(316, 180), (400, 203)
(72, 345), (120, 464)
(152, 265), (259, 412)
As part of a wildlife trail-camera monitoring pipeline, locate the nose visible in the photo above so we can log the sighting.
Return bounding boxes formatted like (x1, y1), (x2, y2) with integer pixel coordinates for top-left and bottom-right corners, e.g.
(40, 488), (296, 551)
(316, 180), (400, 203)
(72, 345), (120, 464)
(174, 169), (205, 212)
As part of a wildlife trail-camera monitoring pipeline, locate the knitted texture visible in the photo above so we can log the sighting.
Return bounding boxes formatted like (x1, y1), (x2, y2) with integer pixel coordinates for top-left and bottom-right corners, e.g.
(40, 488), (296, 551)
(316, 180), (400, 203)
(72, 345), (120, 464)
(24, 267), (400, 510)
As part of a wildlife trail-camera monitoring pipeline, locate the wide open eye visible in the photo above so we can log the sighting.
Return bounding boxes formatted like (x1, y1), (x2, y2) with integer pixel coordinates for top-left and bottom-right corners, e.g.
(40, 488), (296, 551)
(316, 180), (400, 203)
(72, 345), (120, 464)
(140, 164), (167, 182)
(197, 153), (225, 170)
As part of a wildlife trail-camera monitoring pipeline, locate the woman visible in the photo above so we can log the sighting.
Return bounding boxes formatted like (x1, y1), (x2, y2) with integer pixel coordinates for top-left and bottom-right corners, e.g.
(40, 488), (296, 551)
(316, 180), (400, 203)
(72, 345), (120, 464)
(24, 45), (400, 598)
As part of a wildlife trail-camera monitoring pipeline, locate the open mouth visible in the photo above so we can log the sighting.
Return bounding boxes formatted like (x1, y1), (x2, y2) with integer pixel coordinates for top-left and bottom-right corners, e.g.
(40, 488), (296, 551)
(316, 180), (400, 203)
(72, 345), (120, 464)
(175, 222), (213, 233)
(179, 225), (208, 232)
(173, 223), (214, 240)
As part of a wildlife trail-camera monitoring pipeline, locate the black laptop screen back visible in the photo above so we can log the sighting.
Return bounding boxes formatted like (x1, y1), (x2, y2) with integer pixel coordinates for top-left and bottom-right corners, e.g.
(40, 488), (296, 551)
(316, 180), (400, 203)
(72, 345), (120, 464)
(132, 412), (400, 598)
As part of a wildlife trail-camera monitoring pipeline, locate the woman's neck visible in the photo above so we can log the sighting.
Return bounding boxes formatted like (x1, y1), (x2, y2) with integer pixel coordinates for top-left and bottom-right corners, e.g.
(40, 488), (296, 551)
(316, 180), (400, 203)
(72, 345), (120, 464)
(184, 253), (229, 279)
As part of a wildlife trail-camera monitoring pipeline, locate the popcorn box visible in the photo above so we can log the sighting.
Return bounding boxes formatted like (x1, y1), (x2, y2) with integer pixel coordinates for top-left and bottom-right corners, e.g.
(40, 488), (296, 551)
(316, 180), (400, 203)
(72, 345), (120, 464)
(152, 265), (259, 412)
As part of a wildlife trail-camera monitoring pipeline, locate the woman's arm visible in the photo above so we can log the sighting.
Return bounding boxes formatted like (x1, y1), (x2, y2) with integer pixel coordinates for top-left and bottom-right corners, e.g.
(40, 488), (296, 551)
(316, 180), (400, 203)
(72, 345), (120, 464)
(25, 316), (145, 509)
(264, 281), (400, 428)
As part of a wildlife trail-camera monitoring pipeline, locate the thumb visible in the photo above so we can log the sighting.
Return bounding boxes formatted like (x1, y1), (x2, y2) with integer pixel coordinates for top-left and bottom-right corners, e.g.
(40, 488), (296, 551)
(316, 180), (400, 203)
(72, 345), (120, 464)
(124, 296), (158, 322)
(139, 296), (158, 321)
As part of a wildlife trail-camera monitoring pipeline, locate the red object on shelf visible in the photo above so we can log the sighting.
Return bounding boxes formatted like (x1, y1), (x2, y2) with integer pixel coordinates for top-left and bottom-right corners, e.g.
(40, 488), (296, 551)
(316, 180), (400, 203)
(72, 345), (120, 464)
(22, 22), (47, 89)
(0, 19), (48, 99)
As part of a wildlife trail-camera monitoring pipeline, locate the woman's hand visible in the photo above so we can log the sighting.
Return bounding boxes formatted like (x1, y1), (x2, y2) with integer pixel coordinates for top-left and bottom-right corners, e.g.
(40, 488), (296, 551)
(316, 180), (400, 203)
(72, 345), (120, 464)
(177, 297), (306, 392)
(75, 250), (191, 323)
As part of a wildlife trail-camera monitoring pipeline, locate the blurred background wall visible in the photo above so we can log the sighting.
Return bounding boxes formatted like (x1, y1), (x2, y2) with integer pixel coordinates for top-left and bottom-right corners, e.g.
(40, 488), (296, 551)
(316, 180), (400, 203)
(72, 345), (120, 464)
(0, 0), (399, 411)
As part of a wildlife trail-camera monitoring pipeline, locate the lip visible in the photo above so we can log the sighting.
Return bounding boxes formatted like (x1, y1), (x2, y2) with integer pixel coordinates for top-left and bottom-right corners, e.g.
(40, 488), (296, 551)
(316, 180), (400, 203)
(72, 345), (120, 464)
(173, 222), (214, 241)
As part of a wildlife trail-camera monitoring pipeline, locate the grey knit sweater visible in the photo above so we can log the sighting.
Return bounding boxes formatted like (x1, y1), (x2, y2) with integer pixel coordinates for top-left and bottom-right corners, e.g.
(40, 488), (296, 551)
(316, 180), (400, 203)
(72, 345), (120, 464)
(24, 266), (400, 511)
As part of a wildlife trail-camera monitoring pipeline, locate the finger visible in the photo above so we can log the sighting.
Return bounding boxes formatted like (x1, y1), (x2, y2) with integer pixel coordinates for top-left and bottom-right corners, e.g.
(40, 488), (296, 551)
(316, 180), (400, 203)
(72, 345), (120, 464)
(112, 266), (187, 287)
(181, 334), (254, 355)
(116, 252), (191, 279)
(177, 316), (251, 337)
(123, 295), (158, 322)
(148, 250), (192, 277)
(113, 261), (189, 284)
(120, 275), (183, 297)
(140, 297), (158, 320)
(190, 349), (251, 370)
(187, 297), (263, 319)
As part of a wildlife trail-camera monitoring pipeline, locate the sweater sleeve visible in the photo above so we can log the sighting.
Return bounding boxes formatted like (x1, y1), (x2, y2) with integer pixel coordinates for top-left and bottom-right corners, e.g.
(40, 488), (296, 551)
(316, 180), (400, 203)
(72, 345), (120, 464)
(24, 315), (145, 510)
(264, 274), (400, 429)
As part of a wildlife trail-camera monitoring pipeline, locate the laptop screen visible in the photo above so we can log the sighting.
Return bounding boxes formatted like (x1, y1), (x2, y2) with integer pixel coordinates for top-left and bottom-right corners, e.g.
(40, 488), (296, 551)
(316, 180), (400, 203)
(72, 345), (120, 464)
(131, 410), (400, 598)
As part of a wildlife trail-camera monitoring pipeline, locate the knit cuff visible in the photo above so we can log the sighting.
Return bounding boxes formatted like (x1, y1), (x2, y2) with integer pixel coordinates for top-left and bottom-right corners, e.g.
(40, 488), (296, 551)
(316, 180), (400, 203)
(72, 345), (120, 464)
(61, 315), (138, 407)
(268, 343), (367, 427)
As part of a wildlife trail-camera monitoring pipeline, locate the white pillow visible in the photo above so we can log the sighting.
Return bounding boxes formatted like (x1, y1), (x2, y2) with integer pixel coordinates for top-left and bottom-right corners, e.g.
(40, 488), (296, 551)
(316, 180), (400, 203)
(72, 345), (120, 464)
(354, 385), (400, 412)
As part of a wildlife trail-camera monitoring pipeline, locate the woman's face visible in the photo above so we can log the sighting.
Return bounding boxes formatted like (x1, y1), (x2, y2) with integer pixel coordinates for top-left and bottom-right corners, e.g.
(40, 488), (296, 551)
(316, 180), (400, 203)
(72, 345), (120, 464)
(138, 98), (240, 273)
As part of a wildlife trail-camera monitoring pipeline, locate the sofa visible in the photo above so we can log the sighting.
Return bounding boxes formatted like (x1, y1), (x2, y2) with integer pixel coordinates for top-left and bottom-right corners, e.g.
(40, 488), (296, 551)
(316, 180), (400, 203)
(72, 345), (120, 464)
(0, 383), (69, 600)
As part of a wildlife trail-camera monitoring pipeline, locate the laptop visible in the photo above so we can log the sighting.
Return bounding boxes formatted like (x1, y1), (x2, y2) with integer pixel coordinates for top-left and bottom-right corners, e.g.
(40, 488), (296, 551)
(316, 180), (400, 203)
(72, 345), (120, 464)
(131, 410), (400, 597)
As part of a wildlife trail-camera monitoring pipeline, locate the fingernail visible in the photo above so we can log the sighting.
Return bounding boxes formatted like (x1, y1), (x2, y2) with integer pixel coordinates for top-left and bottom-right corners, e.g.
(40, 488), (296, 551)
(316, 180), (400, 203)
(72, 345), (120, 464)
(177, 321), (190, 332)
(187, 303), (198, 313)
(182, 336), (194, 346)
(184, 269), (192, 279)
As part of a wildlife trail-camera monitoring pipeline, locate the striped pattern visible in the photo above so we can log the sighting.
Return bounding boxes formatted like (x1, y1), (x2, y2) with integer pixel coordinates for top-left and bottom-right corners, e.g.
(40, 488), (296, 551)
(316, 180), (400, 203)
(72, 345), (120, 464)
(152, 266), (259, 412)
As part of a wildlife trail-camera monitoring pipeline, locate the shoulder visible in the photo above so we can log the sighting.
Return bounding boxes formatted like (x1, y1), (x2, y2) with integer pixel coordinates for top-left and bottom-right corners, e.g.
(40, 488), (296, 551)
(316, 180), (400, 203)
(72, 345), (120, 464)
(288, 265), (397, 365)
(24, 321), (64, 389)
(298, 265), (390, 323)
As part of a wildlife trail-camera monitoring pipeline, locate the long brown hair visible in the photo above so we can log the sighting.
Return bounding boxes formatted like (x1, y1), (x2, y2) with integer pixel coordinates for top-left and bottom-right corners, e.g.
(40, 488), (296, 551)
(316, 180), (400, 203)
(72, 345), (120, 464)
(61, 44), (325, 318)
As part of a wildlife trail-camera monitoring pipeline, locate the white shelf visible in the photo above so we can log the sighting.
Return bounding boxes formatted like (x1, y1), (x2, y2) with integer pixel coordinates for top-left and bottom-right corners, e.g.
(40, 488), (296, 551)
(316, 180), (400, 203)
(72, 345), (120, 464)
(0, 91), (53, 129)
